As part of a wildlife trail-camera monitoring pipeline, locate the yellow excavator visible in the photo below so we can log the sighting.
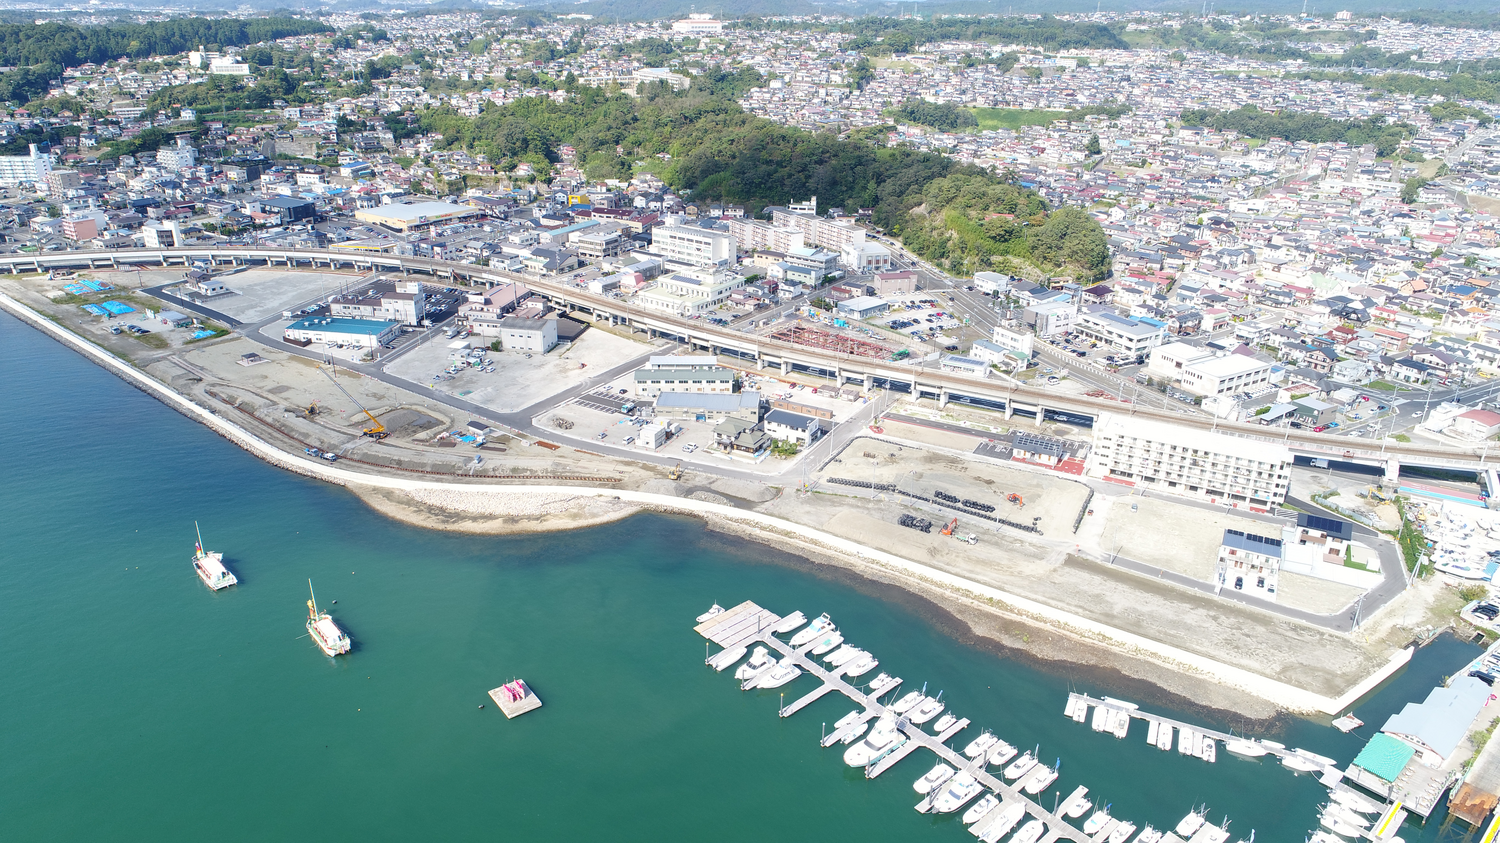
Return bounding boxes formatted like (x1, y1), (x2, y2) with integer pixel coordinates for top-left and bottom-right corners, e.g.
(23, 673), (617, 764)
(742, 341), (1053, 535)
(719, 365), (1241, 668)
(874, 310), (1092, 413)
(317, 365), (388, 439)
(668, 462), (683, 480)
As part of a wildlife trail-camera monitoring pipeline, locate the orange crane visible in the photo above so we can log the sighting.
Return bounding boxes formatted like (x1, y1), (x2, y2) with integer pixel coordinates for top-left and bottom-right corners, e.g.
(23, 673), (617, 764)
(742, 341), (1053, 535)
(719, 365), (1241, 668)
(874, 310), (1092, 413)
(941, 518), (957, 536)
(317, 365), (388, 439)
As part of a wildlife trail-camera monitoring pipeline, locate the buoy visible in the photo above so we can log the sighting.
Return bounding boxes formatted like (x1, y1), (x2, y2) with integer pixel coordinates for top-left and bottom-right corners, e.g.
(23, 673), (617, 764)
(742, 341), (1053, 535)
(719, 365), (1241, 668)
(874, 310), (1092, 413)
(479, 704), (485, 709)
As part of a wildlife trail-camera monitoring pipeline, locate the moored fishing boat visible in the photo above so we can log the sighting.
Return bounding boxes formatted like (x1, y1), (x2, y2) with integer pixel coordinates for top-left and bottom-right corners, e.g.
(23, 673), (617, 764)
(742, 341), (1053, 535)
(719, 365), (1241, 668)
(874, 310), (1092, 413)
(305, 580), (350, 657)
(191, 522), (237, 591)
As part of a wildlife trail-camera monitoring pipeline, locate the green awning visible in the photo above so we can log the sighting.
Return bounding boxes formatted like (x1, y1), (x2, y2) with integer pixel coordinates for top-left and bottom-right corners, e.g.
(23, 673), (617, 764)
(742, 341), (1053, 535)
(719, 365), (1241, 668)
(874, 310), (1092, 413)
(1353, 733), (1415, 782)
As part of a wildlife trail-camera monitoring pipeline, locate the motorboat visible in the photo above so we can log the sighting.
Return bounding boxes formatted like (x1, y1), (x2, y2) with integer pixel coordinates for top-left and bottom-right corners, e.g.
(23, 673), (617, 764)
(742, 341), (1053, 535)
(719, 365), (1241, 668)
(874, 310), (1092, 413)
(869, 673), (900, 695)
(1331, 789), (1381, 814)
(1109, 822), (1137, 843)
(1223, 738), (1266, 758)
(963, 794), (999, 826)
(986, 739), (1018, 767)
(707, 645), (746, 672)
(696, 603), (724, 623)
(734, 647), (774, 681)
(933, 771), (983, 814)
(964, 731), (999, 759)
(825, 645), (862, 667)
(305, 580), (350, 657)
(1321, 805), (1370, 830)
(909, 696), (946, 725)
(914, 762), (956, 795)
(1012, 818), (1047, 843)
(810, 631), (845, 656)
(844, 653), (879, 678)
(1156, 723), (1174, 751)
(1198, 824), (1230, 843)
(1058, 786), (1090, 818)
(753, 660), (801, 689)
(831, 709), (863, 732)
(933, 713), (958, 733)
(1003, 752), (1038, 781)
(1332, 714), (1364, 733)
(1084, 808), (1113, 836)
(772, 611), (807, 634)
(1065, 696), (1081, 719)
(1320, 816), (1365, 838)
(1175, 809), (1206, 837)
(890, 691), (925, 715)
(845, 715), (904, 767)
(1112, 709), (1130, 739)
(841, 721), (871, 745)
(1198, 735), (1217, 763)
(1023, 763), (1058, 795)
(1282, 754), (1324, 773)
(979, 804), (1026, 842)
(789, 613), (834, 647)
(1136, 826), (1163, 843)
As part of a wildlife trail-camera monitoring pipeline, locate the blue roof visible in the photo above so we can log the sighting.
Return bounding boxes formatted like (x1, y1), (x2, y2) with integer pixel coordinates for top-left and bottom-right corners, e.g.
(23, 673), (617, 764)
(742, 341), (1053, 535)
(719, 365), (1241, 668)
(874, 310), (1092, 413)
(287, 317), (395, 335)
(1380, 675), (1492, 760)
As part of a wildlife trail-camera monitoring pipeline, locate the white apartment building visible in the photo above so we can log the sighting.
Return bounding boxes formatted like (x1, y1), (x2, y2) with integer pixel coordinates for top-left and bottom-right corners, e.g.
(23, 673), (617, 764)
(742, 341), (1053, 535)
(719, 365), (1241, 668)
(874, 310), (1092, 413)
(840, 240), (892, 272)
(728, 217), (805, 253)
(0, 144), (53, 190)
(672, 13), (724, 33)
(1075, 311), (1166, 355)
(651, 224), (735, 266)
(634, 267), (742, 316)
(155, 137), (197, 171)
(770, 208), (866, 252)
(1085, 413), (1293, 510)
(1148, 342), (1273, 397)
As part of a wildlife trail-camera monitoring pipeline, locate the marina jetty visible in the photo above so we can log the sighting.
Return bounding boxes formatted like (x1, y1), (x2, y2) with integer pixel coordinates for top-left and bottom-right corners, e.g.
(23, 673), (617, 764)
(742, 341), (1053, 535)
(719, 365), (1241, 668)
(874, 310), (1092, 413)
(697, 601), (1256, 843)
(488, 679), (542, 719)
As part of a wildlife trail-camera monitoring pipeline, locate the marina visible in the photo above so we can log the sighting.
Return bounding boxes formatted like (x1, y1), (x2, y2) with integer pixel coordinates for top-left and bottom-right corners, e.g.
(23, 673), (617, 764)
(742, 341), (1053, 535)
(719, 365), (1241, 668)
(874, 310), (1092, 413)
(697, 601), (1254, 843)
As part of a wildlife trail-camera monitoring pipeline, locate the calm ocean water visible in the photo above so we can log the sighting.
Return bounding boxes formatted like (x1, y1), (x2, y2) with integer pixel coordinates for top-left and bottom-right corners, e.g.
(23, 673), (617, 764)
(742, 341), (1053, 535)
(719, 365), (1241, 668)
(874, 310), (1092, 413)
(0, 310), (1481, 842)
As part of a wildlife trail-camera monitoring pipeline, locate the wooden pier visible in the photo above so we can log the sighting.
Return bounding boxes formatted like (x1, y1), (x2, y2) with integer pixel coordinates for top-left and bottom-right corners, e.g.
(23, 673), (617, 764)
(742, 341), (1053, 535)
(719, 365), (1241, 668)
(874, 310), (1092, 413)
(698, 602), (1095, 843)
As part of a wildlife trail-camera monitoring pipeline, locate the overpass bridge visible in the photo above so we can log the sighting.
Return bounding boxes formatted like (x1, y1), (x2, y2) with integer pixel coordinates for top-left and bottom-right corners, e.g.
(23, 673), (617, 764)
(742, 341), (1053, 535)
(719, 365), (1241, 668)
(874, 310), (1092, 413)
(4, 246), (1491, 480)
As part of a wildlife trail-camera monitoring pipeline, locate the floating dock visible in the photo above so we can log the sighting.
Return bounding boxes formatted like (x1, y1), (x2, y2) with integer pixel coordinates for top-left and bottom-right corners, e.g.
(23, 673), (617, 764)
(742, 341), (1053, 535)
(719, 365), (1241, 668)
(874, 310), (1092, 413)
(700, 602), (1096, 843)
(488, 679), (542, 719)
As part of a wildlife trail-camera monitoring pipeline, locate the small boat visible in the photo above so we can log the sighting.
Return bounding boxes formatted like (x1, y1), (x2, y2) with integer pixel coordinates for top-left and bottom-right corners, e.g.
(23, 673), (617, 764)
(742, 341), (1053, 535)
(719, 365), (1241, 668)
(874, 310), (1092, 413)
(1148, 720), (1159, 746)
(1137, 826), (1163, 843)
(914, 762), (956, 795)
(910, 696), (946, 725)
(979, 804), (1027, 842)
(1003, 752), (1037, 781)
(1023, 763), (1058, 795)
(1156, 723), (1173, 751)
(964, 731), (999, 759)
(1178, 727), (1196, 755)
(1321, 805), (1370, 829)
(841, 721), (871, 745)
(831, 709), (862, 732)
(1013, 818), (1047, 843)
(1109, 822), (1137, 843)
(890, 691), (925, 715)
(1223, 738), (1266, 758)
(734, 646), (774, 681)
(305, 580), (350, 657)
(1198, 735), (1217, 763)
(986, 739), (1018, 767)
(1320, 816), (1364, 838)
(1332, 714), (1364, 733)
(1176, 809), (1206, 837)
(826, 645), (864, 667)
(933, 713), (958, 733)
(754, 660), (801, 689)
(963, 794), (1000, 825)
(1258, 740), (1286, 750)
(772, 611), (807, 634)
(810, 631), (845, 656)
(1065, 696), (1080, 718)
(1282, 754), (1323, 773)
(1331, 789), (1381, 814)
(1084, 807), (1113, 836)
(1091, 704), (1110, 732)
(191, 522), (237, 591)
(707, 645), (746, 671)
(844, 653), (879, 678)
(933, 771), (983, 814)
(1112, 709), (1130, 739)
(789, 613), (833, 647)
(696, 603), (724, 623)
(845, 715), (903, 767)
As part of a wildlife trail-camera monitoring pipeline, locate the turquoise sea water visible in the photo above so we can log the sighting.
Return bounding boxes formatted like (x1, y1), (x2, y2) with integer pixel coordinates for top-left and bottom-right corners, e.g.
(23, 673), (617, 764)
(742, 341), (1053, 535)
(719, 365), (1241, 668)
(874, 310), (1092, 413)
(0, 310), (1483, 842)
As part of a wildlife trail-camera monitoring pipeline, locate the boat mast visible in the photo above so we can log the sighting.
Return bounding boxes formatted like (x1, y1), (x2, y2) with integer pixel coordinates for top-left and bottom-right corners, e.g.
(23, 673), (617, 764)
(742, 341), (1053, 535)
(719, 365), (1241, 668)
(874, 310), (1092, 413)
(308, 579), (320, 618)
(194, 520), (205, 553)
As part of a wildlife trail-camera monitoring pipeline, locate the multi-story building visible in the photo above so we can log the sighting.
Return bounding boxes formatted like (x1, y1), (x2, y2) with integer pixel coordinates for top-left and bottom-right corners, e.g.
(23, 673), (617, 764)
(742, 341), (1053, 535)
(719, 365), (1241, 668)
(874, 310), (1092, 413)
(0, 143), (53, 190)
(728, 217), (805, 253)
(634, 266), (742, 316)
(632, 355), (736, 398)
(672, 13), (724, 33)
(1148, 342), (1273, 397)
(329, 281), (427, 326)
(45, 169), (81, 196)
(1085, 413), (1293, 510)
(155, 137), (197, 171)
(770, 208), (866, 252)
(650, 224), (735, 266)
(60, 210), (107, 242)
(1076, 310), (1166, 355)
(574, 227), (626, 261)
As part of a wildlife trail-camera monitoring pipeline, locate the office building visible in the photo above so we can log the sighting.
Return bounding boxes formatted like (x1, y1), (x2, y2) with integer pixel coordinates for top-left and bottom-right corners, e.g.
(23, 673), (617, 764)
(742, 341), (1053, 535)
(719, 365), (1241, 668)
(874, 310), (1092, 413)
(1085, 413), (1293, 510)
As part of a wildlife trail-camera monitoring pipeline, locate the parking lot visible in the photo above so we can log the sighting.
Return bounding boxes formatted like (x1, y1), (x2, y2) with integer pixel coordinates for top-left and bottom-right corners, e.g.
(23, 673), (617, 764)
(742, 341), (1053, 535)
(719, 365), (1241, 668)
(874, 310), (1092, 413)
(181, 269), (368, 323)
(383, 324), (658, 413)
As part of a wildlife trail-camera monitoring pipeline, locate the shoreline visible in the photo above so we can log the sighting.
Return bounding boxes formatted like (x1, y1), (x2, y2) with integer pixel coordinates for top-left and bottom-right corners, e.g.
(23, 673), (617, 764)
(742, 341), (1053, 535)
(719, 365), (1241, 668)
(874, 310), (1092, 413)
(0, 291), (1408, 718)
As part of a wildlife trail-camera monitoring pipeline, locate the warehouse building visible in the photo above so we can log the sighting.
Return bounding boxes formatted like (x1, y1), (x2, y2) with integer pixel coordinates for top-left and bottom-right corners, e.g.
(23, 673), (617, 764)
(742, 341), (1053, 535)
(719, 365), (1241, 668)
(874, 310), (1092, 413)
(354, 201), (479, 233)
(283, 316), (398, 350)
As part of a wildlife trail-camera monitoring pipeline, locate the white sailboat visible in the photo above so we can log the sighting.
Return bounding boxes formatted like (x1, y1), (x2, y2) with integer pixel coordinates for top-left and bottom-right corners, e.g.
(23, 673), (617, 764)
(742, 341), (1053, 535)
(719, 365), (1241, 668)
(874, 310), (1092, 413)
(909, 695), (946, 725)
(1003, 752), (1038, 781)
(964, 731), (999, 759)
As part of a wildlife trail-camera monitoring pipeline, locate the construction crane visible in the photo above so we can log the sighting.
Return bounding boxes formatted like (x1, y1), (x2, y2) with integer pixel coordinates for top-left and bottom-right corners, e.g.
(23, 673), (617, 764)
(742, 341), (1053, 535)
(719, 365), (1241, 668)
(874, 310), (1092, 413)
(941, 518), (957, 537)
(668, 462), (683, 481)
(317, 365), (388, 439)
(1007, 493), (1025, 509)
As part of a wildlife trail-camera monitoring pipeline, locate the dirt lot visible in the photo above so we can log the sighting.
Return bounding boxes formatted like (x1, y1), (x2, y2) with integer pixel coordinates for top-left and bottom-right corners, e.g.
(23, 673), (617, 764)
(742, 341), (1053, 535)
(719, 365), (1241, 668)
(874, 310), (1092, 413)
(182, 268), (365, 323)
(382, 327), (659, 413)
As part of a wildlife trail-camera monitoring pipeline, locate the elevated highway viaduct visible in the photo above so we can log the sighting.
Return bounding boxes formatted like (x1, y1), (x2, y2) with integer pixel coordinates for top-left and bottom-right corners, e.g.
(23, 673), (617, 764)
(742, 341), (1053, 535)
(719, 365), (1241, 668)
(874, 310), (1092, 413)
(4, 246), (1490, 483)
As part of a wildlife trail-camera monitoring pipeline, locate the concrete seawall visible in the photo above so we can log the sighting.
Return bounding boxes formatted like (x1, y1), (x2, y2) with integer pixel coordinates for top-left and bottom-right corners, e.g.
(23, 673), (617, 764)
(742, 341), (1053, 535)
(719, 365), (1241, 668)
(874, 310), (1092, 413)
(0, 291), (1411, 715)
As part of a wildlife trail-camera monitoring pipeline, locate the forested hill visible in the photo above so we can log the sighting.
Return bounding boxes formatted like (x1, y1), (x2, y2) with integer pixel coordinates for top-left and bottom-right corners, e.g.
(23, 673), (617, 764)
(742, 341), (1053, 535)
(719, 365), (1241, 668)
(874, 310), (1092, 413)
(421, 71), (1109, 281)
(0, 17), (330, 69)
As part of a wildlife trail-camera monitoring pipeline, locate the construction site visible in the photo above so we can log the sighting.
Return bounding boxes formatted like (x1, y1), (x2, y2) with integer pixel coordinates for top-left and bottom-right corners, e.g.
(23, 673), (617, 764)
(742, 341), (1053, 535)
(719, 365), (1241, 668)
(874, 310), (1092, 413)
(768, 324), (903, 361)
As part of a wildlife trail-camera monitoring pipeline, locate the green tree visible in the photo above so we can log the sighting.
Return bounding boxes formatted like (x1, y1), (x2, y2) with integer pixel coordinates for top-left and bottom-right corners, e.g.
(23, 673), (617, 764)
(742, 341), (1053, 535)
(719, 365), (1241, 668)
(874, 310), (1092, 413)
(1085, 133), (1102, 155)
(1401, 176), (1428, 204)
